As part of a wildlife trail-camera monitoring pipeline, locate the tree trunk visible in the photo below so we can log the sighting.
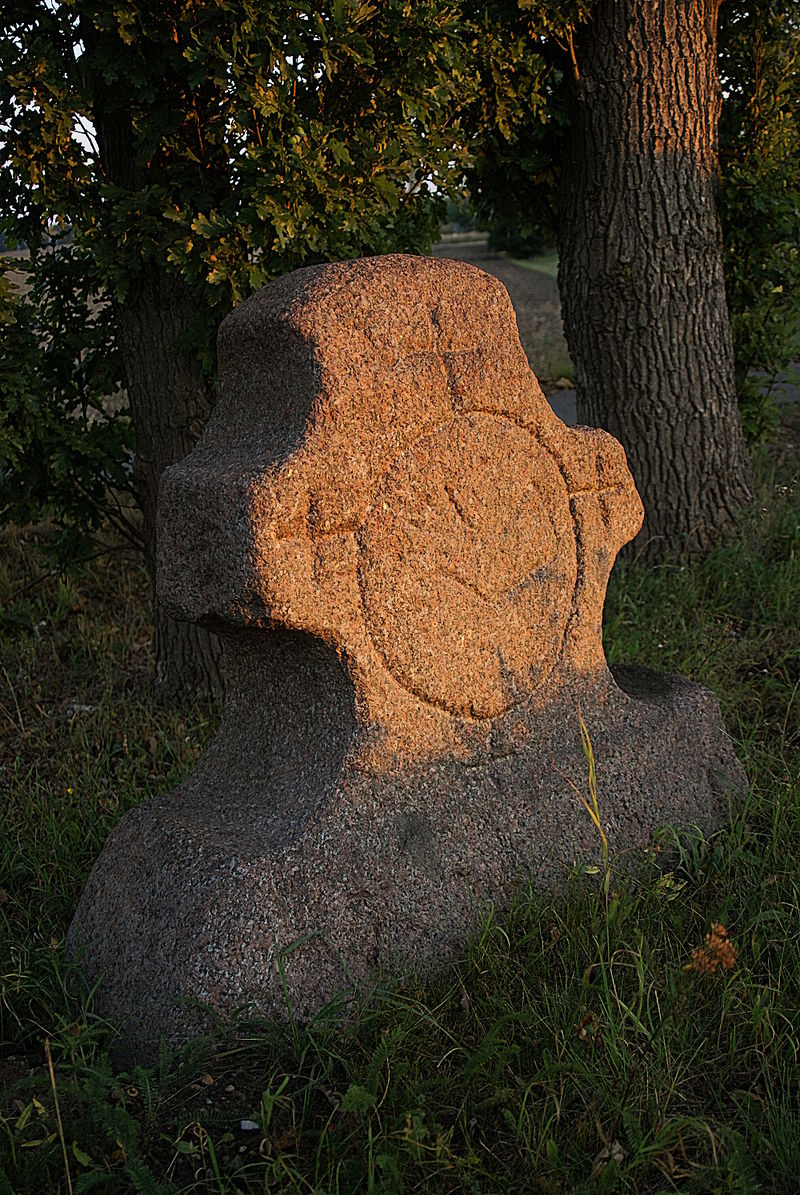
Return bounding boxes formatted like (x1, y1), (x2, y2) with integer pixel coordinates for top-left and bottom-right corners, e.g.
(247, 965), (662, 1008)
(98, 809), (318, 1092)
(116, 267), (224, 702)
(86, 39), (223, 701)
(557, 0), (753, 560)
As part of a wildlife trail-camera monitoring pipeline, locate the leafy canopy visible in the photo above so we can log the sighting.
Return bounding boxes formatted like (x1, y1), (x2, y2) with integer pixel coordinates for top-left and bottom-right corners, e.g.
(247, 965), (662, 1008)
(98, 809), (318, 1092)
(719, 0), (800, 438)
(0, 0), (485, 555)
(2, 1), (478, 296)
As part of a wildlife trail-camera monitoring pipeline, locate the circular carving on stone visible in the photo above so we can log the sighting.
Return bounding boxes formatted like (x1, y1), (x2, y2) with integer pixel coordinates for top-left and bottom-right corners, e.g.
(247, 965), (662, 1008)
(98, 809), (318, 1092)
(357, 413), (577, 718)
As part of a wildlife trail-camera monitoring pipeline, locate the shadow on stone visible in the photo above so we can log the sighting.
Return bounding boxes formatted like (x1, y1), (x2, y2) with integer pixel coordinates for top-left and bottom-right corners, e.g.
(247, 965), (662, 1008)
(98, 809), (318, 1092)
(182, 629), (358, 855)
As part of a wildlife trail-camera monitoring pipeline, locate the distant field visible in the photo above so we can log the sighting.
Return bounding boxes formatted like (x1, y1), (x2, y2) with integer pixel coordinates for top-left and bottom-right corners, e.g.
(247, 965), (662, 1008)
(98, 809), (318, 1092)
(512, 251), (560, 280)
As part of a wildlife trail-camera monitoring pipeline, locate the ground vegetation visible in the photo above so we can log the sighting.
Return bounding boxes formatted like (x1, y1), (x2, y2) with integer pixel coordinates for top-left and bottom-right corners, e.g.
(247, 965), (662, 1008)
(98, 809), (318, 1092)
(1, 410), (798, 1192)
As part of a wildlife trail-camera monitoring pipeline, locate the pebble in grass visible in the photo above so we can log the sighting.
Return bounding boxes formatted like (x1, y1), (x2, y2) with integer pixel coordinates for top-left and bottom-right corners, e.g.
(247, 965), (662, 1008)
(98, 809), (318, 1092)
(67, 254), (747, 1063)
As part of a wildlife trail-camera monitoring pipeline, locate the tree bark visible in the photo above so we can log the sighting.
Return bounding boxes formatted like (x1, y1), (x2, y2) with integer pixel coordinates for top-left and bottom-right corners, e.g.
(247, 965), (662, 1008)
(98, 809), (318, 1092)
(116, 266), (223, 702)
(557, 0), (753, 560)
(86, 46), (223, 701)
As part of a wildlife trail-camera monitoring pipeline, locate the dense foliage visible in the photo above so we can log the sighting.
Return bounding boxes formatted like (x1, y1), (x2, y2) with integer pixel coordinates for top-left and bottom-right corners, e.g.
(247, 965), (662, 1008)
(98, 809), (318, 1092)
(0, 245), (136, 567)
(1, 0), (796, 566)
(719, 1), (800, 438)
(0, 0), (481, 556)
(1, 0), (476, 305)
(463, 2), (588, 252)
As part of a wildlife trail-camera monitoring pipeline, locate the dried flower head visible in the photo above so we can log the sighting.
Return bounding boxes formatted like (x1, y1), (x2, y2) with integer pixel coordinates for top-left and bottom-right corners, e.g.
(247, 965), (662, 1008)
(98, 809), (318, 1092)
(686, 922), (737, 974)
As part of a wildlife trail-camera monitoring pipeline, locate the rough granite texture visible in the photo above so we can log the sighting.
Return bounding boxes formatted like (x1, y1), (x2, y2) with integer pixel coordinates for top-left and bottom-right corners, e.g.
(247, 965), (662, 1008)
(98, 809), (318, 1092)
(68, 255), (747, 1062)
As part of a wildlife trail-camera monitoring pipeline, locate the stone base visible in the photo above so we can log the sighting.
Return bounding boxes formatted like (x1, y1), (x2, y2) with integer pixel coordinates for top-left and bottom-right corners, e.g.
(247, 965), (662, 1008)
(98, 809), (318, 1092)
(68, 663), (745, 1064)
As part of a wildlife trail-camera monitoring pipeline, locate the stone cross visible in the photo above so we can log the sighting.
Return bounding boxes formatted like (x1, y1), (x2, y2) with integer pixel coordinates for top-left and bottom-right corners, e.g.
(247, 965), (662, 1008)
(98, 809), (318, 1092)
(69, 256), (746, 1061)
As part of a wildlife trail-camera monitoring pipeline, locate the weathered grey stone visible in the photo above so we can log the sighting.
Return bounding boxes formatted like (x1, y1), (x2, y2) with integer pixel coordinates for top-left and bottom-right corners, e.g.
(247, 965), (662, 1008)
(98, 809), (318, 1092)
(68, 255), (746, 1061)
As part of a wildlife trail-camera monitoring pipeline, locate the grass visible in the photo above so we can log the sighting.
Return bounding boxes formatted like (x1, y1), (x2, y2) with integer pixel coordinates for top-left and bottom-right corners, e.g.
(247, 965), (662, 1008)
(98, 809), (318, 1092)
(1, 414), (799, 1192)
(511, 253), (561, 281)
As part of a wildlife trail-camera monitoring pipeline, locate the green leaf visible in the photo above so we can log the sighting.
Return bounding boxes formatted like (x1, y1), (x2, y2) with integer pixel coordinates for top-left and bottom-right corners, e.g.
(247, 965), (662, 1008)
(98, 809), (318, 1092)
(72, 1140), (93, 1166)
(339, 1083), (377, 1113)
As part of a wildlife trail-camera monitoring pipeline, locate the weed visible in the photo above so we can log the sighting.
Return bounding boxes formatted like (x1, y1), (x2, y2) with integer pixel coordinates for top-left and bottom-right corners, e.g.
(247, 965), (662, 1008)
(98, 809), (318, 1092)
(1, 411), (798, 1190)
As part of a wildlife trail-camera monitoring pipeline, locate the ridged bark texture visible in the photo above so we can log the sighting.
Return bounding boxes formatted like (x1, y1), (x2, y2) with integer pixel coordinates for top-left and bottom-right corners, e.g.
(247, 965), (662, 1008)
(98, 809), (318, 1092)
(116, 268), (223, 701)
(88, 47), (223, 702)
(557, 0), (753, 559)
